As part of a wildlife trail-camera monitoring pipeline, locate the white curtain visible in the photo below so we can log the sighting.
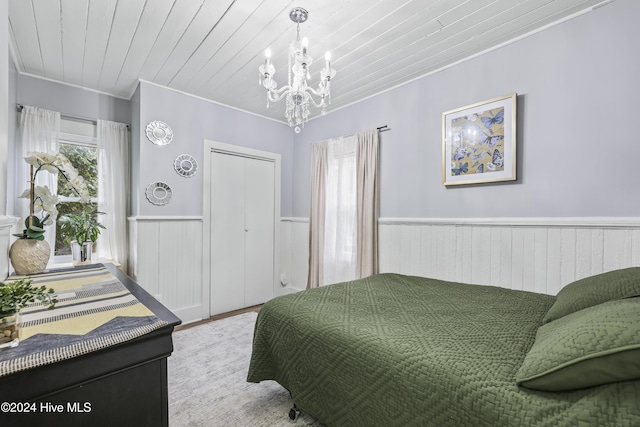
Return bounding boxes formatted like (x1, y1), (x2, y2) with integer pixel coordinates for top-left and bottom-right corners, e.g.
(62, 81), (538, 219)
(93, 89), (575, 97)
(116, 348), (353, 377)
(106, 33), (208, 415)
(356, 130), (379, 277)
(307, 142), (328, 288)
(18, 106), (61, 257)
(308, 130), (379, 288)
(97, 120), (129, 271)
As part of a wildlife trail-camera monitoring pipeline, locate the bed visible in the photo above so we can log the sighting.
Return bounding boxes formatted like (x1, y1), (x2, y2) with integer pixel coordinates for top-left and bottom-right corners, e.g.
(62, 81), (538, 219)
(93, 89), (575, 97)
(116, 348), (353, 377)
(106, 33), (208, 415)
(247, 270), (640, 426)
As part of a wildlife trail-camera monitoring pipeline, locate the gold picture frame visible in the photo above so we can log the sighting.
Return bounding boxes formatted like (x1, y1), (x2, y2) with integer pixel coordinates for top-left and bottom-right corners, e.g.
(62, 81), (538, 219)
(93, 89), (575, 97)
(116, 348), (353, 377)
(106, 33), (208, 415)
(442, 93), (517, 186)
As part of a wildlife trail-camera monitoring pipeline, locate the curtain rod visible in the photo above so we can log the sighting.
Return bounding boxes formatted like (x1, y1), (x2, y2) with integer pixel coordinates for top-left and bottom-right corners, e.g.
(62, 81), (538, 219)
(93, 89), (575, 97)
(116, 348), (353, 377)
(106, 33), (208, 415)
(16, 104), (130, 129)
(377, 125), (390, 132)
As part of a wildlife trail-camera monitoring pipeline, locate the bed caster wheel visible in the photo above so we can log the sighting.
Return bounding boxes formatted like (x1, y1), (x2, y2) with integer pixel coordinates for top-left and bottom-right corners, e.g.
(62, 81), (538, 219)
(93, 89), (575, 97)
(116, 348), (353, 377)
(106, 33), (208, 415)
(289, 404), (300, 422)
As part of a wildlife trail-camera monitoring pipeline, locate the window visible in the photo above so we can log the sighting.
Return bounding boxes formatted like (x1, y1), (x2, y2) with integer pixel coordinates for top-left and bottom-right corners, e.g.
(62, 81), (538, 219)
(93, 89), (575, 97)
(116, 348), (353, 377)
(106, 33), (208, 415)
(321, 135), (358, 285)
(53, 119), (99, 259)
(326, 150), (356, 260)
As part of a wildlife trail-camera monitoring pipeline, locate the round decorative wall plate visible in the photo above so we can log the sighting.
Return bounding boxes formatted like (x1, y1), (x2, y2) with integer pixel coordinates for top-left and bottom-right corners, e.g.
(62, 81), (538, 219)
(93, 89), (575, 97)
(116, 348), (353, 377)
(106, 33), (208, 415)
(145, 181), (172, 205)
(174, 154), (198, 177)
(145, 121), (173, 145)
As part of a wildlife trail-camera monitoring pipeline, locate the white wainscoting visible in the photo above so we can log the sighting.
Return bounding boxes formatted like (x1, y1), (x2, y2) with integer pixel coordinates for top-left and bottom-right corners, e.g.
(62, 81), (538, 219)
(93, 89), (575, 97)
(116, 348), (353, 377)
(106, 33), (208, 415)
(281, 217), (640, 296)
(128, 216), (203, 323)
(280, 218), (310, 292)
(0, 216), (18, 279)
(128, 216), (640, 324)
(130, 216), (293, 325)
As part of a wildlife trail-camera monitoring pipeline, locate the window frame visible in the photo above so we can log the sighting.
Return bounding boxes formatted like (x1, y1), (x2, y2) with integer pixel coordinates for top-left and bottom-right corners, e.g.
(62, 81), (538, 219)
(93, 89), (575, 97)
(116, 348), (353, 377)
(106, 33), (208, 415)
(52, 122), (99, 264)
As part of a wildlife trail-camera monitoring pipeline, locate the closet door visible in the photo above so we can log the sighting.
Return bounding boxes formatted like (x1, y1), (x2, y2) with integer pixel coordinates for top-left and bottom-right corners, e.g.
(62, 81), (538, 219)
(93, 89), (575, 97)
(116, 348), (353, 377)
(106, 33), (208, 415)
(210, 152), (246, 314)
(209, 151), (275, 315)
(244, 158), (275, 307)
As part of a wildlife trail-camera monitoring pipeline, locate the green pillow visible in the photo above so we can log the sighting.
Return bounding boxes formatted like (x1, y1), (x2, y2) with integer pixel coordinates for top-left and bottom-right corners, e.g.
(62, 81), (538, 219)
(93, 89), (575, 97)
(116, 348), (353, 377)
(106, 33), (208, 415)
(542, 267), (640, 324)
(516, 298), (640, 391)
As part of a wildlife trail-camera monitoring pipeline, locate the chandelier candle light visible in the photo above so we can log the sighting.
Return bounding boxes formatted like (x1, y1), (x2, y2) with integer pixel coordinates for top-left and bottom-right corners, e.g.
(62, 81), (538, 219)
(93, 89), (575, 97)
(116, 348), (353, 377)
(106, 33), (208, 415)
(258, 7), (336, 133)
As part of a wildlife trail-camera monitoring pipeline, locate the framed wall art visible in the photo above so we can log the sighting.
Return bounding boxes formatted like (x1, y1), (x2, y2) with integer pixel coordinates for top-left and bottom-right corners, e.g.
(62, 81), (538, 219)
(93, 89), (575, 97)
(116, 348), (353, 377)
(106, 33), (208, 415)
(442, 93), (517, 186)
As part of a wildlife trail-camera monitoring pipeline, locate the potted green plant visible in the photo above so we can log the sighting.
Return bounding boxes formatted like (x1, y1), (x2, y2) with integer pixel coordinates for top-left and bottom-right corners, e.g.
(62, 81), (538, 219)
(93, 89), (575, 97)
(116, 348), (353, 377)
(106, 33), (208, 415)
(0, 278), (57, 350)
(58, 205), (106, 265)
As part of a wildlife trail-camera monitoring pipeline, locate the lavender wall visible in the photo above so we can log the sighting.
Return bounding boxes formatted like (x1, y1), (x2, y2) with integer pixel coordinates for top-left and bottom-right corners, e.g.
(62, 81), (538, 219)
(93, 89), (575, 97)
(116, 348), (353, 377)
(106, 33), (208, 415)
(5, 55), (17, 216)
(17, 74), (131, 124)
(292, 0), (640, 218)
(136, 82), (293, 217)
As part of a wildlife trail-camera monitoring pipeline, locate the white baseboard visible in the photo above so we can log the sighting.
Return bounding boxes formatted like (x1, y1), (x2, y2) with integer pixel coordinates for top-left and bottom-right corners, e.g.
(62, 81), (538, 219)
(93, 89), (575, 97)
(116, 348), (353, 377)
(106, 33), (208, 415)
(170, 304), (203, 324)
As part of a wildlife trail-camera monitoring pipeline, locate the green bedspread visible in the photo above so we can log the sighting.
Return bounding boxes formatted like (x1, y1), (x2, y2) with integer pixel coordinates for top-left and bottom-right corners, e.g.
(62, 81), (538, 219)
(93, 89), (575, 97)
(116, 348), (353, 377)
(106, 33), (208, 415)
(247, 273), (640, 426)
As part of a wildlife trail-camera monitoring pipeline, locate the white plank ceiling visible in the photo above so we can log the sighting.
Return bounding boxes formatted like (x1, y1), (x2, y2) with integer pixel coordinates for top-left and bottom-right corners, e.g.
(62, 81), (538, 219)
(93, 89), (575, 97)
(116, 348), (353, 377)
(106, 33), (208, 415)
(8, 0), (612, 124)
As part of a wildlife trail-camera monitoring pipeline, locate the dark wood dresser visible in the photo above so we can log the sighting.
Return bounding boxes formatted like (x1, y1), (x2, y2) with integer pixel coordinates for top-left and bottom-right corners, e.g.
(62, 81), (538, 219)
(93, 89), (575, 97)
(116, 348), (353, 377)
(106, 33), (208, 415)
(0, 263), (181, 427)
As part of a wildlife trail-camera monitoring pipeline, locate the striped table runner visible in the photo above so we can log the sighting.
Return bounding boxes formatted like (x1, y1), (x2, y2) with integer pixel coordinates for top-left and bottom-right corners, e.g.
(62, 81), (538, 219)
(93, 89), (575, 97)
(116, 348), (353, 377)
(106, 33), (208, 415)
(0, 264), (168, 377)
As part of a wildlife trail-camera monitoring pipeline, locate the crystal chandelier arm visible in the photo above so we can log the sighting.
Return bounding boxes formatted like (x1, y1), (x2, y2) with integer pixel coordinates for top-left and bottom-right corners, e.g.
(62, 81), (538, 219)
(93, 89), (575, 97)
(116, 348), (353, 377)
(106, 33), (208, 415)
(304, 86), (326, 98)
(308, 96), (327, 108)
(267, 86), (293, 103)
(304, 86), (331, 108)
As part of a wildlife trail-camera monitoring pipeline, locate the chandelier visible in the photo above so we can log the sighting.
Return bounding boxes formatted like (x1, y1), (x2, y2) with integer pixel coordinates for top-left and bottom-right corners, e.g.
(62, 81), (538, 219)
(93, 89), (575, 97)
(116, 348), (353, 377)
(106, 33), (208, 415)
(258, 7), (336, 133)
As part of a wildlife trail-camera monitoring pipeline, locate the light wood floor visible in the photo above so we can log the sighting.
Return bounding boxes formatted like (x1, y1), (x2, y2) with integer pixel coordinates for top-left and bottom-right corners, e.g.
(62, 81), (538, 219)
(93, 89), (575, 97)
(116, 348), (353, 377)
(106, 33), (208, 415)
(175, 305), (262, 332)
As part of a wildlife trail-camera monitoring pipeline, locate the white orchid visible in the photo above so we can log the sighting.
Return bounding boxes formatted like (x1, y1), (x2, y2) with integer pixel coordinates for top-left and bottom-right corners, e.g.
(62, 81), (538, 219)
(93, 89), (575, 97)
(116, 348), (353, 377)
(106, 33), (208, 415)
(23, 153), (45, 167)
(41, 164), (61, 174)
(25, 152), (59, 168)
(69, 176), (90, 202)
(31, 187), (59, 217)
(17, 151), (90, 240)
(43, 206), (58, 225)
(19, 185), (58, 206)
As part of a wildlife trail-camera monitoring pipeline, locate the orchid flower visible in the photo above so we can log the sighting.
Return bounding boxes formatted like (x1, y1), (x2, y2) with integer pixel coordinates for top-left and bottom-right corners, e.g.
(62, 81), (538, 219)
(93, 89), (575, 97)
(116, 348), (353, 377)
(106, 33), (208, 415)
(16, 151), (90, 240)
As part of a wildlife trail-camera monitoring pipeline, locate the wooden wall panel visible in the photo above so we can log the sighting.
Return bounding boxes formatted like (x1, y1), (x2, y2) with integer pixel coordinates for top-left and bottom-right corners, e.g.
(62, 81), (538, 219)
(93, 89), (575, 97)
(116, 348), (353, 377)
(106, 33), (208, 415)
(281, 217), (640, 296)
(129, 217), (203, 323)
(377, 219), (640, 295)
(127, 217), (640, 323)
(0, 217), (17, 279)
(280, 219), (310, 292)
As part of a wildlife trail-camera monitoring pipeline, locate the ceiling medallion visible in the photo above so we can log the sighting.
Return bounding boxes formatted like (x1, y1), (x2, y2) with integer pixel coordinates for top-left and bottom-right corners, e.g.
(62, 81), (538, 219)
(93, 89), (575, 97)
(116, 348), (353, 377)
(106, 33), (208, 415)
(258, 7), (336, 133)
